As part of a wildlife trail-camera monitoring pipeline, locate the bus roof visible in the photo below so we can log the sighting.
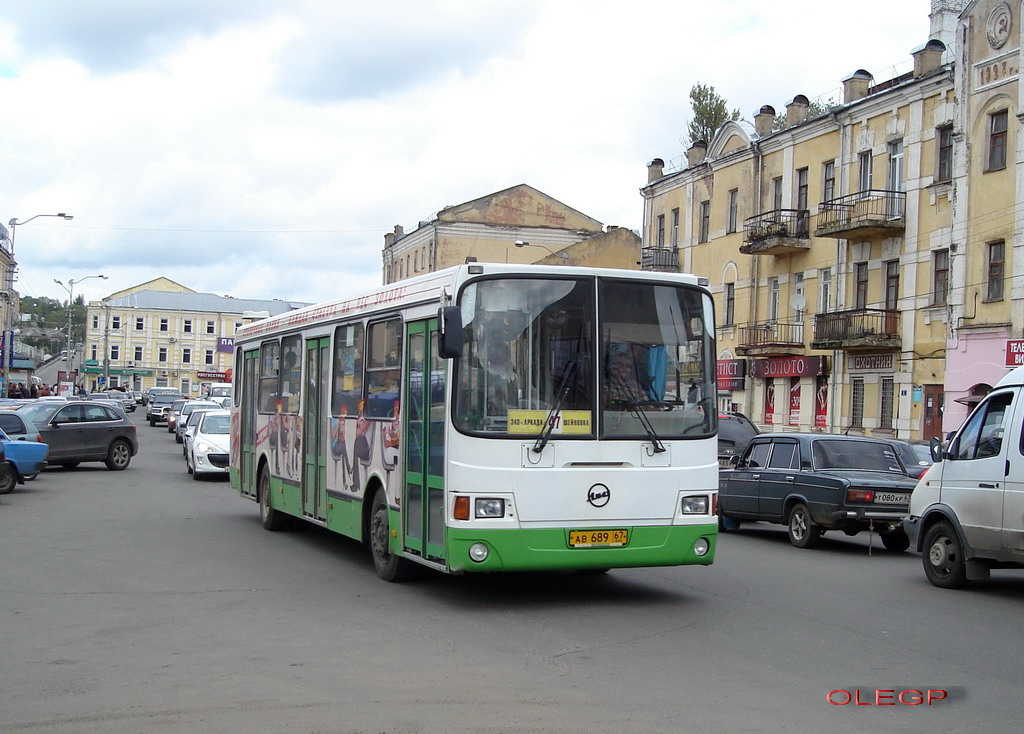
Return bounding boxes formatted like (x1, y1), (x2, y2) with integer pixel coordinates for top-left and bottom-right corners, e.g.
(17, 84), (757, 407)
(234, 263), (707, 343)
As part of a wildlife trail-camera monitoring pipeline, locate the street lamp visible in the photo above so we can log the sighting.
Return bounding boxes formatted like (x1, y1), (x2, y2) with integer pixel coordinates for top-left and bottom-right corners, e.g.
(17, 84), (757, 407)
(54, 275), (107, 394)
(2, 213), (74, 395)
(514, 240), (569, 262)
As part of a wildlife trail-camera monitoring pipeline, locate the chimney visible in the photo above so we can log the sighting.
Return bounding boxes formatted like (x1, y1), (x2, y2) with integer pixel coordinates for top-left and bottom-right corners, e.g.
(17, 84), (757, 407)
(929, 0), (967, 58)
(754, 105), (776, 137)
(384, 232), (395, 248)
(913, 39), (946, 78)
(686, 141), (708, 167)
(647, 158), (665, 183)
(785, 95), (809, 127)
(842, 70), (873, 103)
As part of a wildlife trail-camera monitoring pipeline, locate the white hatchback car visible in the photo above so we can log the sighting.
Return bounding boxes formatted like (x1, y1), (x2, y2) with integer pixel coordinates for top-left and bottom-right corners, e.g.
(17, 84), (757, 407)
(185, 409), (231, 480)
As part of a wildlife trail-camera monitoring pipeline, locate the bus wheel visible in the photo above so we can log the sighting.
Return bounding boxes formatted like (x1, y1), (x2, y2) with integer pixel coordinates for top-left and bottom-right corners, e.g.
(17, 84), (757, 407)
(259, 469), (287, 531)
(922, 522), (968, 589)
(370, 491), (411, 582)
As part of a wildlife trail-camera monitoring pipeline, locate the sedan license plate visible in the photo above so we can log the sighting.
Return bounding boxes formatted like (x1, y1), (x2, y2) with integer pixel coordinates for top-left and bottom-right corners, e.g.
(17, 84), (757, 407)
(875, 492), (910, 505)
(569, 529), (628, 548)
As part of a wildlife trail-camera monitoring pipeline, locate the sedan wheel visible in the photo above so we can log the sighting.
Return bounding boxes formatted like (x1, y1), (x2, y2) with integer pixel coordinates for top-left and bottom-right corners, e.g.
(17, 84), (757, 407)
(787, 503), (822, 548)
(0, 466), (15, 494)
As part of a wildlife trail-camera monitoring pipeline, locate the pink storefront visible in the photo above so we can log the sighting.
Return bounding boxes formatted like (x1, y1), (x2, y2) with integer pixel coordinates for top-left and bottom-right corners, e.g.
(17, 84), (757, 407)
(944, 331), (1013, 433)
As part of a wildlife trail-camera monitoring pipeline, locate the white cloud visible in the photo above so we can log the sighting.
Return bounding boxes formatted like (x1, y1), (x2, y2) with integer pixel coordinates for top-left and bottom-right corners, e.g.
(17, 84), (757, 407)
(0, 0), (930, 306)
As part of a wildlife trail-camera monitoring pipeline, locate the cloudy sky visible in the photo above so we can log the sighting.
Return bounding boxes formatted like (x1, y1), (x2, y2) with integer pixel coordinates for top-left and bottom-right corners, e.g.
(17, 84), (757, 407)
(1, 0), (930, 307)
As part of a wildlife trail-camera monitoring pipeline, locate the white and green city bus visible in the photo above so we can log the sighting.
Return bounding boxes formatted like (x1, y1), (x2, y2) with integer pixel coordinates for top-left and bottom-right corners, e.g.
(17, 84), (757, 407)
(230, 263), (719, 580)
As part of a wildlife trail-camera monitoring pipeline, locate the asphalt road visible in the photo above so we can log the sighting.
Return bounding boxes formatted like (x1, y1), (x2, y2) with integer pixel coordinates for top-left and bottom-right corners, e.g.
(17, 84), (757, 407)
(1, 415), (1022, 733)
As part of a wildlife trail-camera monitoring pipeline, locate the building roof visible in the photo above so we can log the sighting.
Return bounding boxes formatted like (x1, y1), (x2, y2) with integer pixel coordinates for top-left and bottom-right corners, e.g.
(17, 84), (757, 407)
(98, 289), (310, 315)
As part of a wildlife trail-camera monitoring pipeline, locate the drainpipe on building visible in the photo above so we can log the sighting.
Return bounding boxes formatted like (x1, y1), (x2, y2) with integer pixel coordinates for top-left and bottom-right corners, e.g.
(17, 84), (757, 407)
(828, 108), (849, 435)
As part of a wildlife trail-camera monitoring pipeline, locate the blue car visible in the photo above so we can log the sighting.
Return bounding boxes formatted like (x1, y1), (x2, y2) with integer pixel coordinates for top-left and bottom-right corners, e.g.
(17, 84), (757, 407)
(0, 426), (49, 494)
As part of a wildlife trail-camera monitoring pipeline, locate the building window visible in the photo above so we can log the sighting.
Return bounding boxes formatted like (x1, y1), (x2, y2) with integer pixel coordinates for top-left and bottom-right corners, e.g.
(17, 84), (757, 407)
(819, 268), (832, 313)
(727, 189), (739, 233)
(858, 151), (873, 192)
(884, 260), (899, 311)
(110, 345), (119, 361)
(135, 316), (144, 330)
(987, 240), (1005, 301)
(937, 125), (953, 182)
(671, 208), (679, 246)
(855, 262), (869, 310)
(182, 348), (192, 364)
(933, 249), (950, 306)
(796, 168), (809, 211)
(111, 316), (121, 330)
(91, 315), (99, 329)
(698, 201), (710, 243)
(205, 349), (214, 365)
(768, 277), (780, 321)
(160, 318), (169, 332)
(851, 377), (865, 428)
(988, 110), (1008, 171)
(888, 141), (904, 191)
(724, 283), (735, 326)
(206, 320), (216, 334)
(792, 272), (805, 314)
(134, 346), (143, 361)
(183, 319), (193, 333)
(822, 160), (836, 202)
(879, 377), (895, 430)
(656, 214), (665, 247)
(158, 347), (168, 363)
(772, 176), (783, 211)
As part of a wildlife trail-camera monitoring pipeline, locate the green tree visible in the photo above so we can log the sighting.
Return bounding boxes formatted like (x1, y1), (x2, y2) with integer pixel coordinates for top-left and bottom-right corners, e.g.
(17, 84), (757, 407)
(686, 83), (741, 147)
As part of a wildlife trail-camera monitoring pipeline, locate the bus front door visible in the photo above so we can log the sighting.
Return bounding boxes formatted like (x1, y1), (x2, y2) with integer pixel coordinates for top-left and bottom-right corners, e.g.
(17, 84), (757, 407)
(303, 337), (329, 521)
(404, 319), (446, 563)
(240, 349), (259, 499)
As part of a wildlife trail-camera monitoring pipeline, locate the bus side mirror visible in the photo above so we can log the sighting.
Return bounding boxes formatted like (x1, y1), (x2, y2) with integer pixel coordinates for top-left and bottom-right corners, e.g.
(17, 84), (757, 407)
(929, 436), (944, 464)
(438, 306), (463, 359)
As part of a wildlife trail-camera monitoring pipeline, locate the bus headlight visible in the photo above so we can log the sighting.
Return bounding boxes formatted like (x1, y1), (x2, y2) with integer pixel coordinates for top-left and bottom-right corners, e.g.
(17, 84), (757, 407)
(469, 543), (489, 562)
(693, 538), (710, 556)
(681, 495), (709, 514)
(475, 498), (505, 518)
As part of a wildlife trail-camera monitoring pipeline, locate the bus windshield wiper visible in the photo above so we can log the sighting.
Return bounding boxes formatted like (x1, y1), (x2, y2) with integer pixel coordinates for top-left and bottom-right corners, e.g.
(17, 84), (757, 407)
(607, 371), (666, 454)
(532, 359), (578, 454)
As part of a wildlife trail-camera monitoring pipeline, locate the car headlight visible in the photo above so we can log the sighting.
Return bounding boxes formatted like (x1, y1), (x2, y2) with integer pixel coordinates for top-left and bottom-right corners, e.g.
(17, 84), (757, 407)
(475, 498), (505, 518)
(681, 495), (709, 514)
(196, 441), (216, 454)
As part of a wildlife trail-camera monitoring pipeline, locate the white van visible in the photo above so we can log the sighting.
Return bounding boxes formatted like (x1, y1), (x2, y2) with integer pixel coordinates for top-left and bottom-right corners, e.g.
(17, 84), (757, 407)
(205, 382), (233, 407)
(904, 365), (1024, 588)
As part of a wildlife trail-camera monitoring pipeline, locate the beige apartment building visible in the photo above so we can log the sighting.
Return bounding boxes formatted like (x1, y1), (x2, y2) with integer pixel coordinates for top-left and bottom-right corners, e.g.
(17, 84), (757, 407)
(84, 278), (307, 395)
(382, 184), (641, 281)
(640, 0), (1019, 440)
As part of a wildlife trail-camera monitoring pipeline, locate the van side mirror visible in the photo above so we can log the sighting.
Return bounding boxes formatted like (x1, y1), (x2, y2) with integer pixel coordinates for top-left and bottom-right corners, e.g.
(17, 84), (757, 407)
(437, 306), (463, 359)
(929, 436), (944, 464)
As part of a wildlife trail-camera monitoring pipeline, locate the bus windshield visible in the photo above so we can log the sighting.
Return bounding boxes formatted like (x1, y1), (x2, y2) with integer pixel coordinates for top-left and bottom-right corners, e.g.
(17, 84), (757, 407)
(452, 275), (715, 441)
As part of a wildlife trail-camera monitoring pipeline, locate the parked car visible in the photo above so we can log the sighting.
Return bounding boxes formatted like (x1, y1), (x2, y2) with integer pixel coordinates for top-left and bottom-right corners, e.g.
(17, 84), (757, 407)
(147, 393), (184, 425)
(142, 386), (181, 406)
(718, 412), (759, 467)
(719, 432), (917, 551)
(103, 390), (136, 413)
(16, 400), (138, 470)
(0, 426), (49, 493)
(174, 401), (220, 443)
(185, 409), (231, 479)
(0, 410), (43, 443)
(888, 439), (933, 479)
(905, 365), (1024, 588)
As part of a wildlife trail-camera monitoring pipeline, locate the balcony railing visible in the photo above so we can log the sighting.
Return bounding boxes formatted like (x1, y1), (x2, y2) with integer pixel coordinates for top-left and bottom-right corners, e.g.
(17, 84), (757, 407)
(737, 319), (806, 353)
(641, 246), (680, 272)
(740, 209), (810, 255)
(811, 308), (901, 350)
(815, 189), (906, 238)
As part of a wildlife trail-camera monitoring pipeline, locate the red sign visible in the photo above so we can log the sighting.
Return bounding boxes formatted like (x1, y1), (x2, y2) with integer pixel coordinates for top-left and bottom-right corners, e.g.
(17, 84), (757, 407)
(789, 377), (801, 426)
(750, 355), (825, 379)
(197, 371), (227, 380)
(815, 375), (828, 428)
(1006, 340), (1024, 366)
(716, 359), (746, 391)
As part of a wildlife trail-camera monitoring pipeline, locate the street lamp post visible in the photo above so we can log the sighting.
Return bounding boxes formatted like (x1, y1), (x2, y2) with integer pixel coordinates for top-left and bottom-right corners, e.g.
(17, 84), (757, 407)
(54, 275), (107, 394)
(2, 213), (74, 395)
(514, 240), (569, 262)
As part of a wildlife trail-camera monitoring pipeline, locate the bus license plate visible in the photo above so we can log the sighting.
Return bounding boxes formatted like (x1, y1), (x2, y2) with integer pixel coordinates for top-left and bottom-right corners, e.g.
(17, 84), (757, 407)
(569, 529), (628, 548)
(875, 492), (910, 505)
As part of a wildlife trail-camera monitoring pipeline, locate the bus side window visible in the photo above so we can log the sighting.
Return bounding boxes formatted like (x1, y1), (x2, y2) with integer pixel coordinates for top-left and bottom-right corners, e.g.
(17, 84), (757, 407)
(332, 323), (363, 417)
(365, 318), (402, 418)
